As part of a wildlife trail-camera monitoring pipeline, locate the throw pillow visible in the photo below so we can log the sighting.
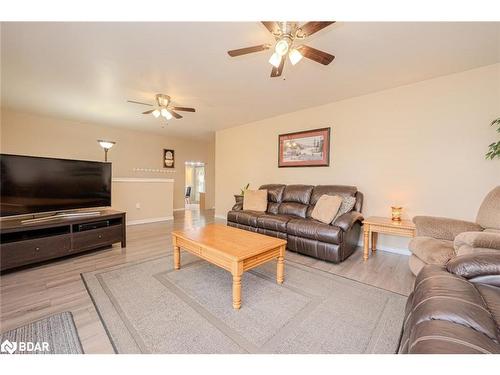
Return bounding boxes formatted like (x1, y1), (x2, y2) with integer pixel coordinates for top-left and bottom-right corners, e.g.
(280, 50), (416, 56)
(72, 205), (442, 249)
(333, 195), (357, 223)
(243, 189), (268, 212)
(311, 195), (343, 224)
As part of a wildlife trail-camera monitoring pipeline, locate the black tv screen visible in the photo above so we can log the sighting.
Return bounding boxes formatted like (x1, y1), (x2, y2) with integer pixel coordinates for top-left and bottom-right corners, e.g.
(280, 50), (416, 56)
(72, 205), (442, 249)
(0, 154), (111, 217)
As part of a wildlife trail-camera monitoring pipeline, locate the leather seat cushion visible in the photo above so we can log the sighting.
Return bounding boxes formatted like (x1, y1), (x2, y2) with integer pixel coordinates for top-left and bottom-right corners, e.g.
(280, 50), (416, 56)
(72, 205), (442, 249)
(409, 236), (455, 266)
(227, 210), (264, 227)
(410, 265), (499, 342)
(287, 218), (342, 244)
(257, 214), (294, 233)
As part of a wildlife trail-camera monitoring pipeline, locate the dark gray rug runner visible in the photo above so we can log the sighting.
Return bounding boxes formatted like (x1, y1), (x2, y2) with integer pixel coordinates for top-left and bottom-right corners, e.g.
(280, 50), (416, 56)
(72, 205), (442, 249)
(82, 254), (406, 354)
(0, 311), (83, 354)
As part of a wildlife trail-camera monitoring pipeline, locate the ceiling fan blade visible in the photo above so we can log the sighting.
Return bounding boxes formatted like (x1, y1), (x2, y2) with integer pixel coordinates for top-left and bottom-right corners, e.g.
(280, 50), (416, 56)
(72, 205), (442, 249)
(171, 106), (196, 112)
(297, 45), (335, 65)
(299, 21), (335, 37)
(227, 44), (271, 57)
(169, 110), (183, 119)
(128, 100), (153, 106)
(270, 56), (285, 77)
(142, 109), (155, 114)
(261, 21), (281, 35)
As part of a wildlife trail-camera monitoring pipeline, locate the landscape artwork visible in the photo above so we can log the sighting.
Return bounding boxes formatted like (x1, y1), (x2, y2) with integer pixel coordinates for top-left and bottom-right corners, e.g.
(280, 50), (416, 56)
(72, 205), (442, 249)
(278, 127), (330, 167)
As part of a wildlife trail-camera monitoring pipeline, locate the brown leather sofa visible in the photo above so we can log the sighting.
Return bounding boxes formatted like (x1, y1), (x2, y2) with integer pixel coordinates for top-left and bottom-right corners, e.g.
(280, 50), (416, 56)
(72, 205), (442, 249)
(227, 184), (363, 263)
(399, 253), (500, 354)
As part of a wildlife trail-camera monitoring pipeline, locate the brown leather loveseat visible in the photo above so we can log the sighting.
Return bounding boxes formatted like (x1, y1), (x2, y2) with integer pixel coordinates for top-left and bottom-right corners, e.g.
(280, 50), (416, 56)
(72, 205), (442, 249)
(227, 184), (364, 263)
(399, 253), (500, 354)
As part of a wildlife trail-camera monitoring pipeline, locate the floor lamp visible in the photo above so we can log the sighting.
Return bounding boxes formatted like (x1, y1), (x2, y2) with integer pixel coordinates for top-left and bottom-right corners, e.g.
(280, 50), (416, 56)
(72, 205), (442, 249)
(97, 140), (116, 162)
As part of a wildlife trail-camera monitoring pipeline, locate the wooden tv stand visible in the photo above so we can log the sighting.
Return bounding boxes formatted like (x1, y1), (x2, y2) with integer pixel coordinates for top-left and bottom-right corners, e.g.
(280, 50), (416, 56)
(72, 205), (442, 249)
(0, 209), (126, 272)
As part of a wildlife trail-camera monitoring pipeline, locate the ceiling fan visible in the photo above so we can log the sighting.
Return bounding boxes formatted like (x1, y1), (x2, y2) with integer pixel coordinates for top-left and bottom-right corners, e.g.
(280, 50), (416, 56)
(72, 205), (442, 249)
(227, 21), (336, 78)
(127, 94), (195, 120)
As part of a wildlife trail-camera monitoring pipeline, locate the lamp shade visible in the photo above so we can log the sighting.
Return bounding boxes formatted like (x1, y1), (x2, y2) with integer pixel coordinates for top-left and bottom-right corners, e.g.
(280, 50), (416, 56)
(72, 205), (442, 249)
(98, 140), (116, 150)
(161, 108), (173, 120)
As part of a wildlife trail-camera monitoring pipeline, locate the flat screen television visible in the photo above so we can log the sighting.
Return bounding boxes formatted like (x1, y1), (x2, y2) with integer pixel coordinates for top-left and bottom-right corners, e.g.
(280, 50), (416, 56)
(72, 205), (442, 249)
(1, 154), (111, 217)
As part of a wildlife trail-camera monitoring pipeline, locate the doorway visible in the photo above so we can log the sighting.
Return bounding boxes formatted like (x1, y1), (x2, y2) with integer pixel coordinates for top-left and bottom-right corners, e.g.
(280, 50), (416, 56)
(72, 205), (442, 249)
(185, 161), (205, 210)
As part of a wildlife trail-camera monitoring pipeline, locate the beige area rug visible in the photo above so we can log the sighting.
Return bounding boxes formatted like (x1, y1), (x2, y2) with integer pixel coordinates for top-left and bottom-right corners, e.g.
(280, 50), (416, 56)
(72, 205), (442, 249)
(82, 253), (406, 354)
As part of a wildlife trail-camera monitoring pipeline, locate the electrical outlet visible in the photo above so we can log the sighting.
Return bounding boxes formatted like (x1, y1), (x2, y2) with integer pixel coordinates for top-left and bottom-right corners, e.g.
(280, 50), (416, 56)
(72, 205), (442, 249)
(135, 203), (141, 209)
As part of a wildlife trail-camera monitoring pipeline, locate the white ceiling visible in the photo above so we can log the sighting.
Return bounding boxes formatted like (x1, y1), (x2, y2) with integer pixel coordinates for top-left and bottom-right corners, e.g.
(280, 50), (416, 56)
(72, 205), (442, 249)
(1, 22), (499, 140)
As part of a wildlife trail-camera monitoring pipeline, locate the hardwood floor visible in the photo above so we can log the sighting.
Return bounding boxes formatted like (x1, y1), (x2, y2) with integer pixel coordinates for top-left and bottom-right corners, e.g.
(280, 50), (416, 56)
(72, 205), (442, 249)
(0, 209), (415, 353)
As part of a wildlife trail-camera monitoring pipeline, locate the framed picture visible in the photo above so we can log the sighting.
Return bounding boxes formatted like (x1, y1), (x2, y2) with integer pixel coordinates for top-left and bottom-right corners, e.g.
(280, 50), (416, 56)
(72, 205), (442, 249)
(278, 127), (330, 167)
(163, 149), (175, 168)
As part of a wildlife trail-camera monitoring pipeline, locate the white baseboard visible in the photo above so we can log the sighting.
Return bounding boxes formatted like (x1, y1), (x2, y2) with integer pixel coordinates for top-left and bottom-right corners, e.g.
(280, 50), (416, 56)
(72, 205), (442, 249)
(214, 214), (227, 220)
(356, 241), (411, 256)
(127, 216), (174, 226)
(173, 208), (185, 212)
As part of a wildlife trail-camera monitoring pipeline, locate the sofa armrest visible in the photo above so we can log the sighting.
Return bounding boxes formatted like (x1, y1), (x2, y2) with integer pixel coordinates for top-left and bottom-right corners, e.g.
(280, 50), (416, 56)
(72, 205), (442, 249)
(413, 216), (482, 241)
(231, 202), (243, 211)
(446, 253), (500, 279)
(454, 231), (500, 255)
(333, 211), (363, 232)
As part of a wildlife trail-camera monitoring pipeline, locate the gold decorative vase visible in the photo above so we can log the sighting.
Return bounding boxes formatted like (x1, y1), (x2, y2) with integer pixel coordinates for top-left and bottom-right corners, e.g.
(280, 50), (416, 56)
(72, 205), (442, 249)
(391, 206), (403, 222)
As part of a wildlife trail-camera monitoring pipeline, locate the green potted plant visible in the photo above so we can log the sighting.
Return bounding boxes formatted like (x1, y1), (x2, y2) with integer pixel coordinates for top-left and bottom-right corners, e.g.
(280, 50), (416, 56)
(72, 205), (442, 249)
(234, 183), (250, 204)
(486, 117), (500, 160)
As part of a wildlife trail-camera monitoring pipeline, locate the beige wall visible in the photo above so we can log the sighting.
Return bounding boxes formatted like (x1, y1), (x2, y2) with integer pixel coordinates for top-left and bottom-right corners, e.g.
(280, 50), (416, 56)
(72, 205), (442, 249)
(112, 178), (174, 224)
(216, 64), (500, 252)
(0, 109), (215, 211)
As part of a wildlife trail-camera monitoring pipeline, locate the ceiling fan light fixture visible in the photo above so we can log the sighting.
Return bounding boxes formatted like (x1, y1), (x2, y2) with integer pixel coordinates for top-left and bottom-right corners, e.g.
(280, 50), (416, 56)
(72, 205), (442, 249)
(152, 109), (161, 118)
(289, 48), (303, 65)
(268, 52), (281, 68)
(274, 39), (290, 56)
(161, 108), (173, 120)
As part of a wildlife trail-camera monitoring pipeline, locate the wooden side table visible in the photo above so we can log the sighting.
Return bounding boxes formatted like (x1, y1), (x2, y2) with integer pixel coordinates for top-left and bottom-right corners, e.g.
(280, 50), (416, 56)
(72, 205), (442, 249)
(362, 216), (416, 261)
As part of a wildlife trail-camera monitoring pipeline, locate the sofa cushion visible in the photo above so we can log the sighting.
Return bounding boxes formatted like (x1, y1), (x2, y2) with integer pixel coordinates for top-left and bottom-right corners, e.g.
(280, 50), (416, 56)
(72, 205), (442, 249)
(227, 210), (264, 227)
(278, 202), (308, 218)
(409, 254), (426, 276)
(259, 184), (286, 203)
(309, 185), (357, 205)
(409, 236), (455, 266)
(266, 202), (280, 215)
(257, 214), (294, 233)
(243, 189), (268, 212)
(333, 195), (357, 222)
(409, 265), (499, 343)
(476, 186), (500, 230)
(282, 185), (314, 204)
(310, 194), (342, 224)
(287, 218), (342, 244)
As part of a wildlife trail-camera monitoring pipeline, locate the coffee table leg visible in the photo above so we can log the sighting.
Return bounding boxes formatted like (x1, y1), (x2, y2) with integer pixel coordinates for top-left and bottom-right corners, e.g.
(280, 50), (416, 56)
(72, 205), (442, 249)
(277, 245), (285, 285)
(174, 245), (180, 270)
(232, 274), (242, 309)
(231, 261), (242, 310)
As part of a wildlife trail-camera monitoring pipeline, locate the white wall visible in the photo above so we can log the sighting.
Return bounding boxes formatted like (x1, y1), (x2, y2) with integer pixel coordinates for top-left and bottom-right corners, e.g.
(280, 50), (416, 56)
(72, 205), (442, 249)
(215, 64), (500, 253)
(0, 109), (215, 211)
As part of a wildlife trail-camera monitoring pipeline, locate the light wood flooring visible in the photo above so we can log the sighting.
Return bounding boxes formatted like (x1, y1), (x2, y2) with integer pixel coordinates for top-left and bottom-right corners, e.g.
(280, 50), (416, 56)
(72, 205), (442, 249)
(0, 209), (415, 353)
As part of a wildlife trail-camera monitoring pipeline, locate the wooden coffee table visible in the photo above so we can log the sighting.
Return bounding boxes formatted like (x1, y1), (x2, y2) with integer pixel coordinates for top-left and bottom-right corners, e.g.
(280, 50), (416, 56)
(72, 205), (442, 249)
(171, 224), (286, 310)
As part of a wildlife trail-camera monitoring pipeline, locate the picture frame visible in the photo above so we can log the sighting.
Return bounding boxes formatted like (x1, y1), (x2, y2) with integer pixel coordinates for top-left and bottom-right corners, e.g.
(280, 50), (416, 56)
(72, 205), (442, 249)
(278, 127), (331, 167)
(163, 149), (175, 168)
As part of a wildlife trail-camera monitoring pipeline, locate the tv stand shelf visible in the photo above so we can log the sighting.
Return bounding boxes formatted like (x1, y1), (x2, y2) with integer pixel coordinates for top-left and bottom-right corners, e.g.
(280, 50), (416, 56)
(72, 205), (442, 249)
(0, 209), (126, 272)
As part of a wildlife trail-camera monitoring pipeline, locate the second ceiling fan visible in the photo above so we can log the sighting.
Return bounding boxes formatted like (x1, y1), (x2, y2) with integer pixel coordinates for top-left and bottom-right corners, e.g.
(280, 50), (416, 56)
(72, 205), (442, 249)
(127, 94), (195, 121)
(228, 21), (336, 77)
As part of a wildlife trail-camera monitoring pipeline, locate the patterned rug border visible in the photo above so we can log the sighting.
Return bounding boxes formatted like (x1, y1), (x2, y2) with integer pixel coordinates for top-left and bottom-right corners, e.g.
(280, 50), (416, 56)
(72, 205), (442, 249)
(81, 253), (407, 354)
